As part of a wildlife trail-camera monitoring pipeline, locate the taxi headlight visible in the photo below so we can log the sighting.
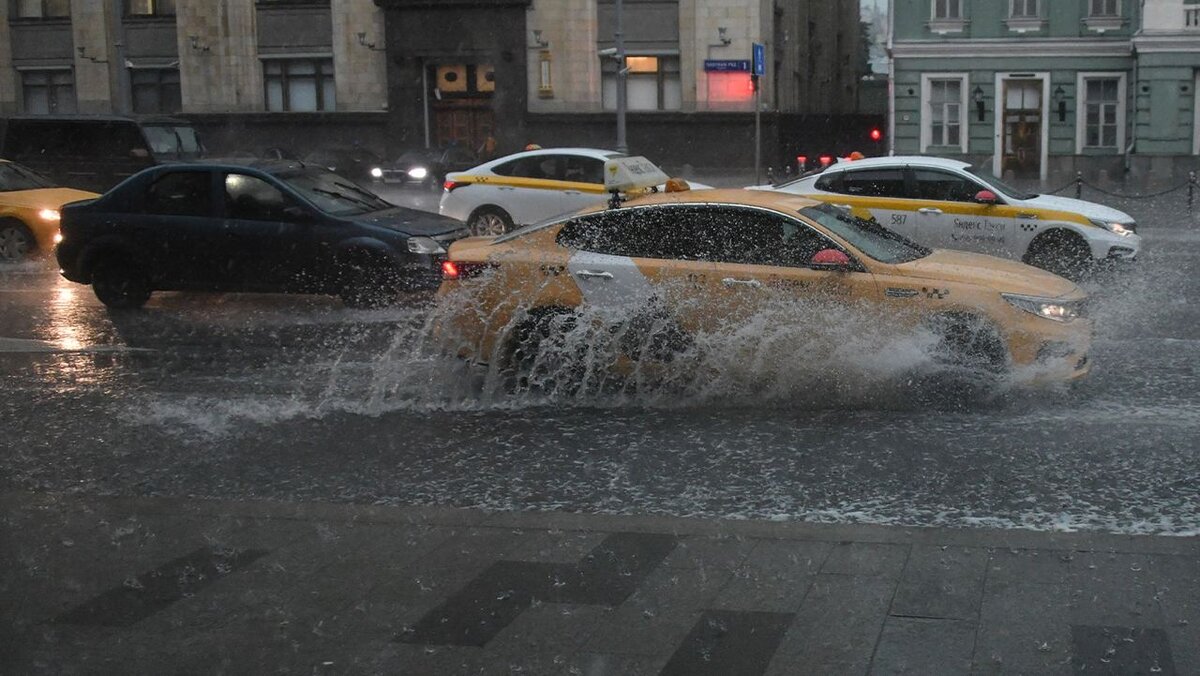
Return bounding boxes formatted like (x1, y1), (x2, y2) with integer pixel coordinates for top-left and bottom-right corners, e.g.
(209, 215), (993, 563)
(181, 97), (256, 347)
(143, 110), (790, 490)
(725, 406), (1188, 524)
(38, 208), (60, 222)
(408, 166), (429, 180)
(1003, 293), (1081, 322)
(370, 167), (384, 179)
(407, 236), (445, 254)
(1089, 218), (1135, 237)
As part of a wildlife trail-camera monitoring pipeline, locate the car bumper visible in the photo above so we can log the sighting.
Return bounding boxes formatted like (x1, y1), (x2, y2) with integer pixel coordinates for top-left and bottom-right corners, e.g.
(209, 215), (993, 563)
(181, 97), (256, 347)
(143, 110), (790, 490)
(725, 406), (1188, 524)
(1008, 317), (1093, 384)
(1086, 230), (1141, 262)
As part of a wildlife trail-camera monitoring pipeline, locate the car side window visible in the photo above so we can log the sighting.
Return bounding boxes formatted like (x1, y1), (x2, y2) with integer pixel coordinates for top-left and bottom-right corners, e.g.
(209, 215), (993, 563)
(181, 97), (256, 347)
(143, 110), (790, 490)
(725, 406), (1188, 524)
(563, 156), (604, 184)
(912, 169), (986, 202)
(840, 169), (906, 198)
(814, 172), (841, 192)
(223, 173), (296, 221)
(144, 171), (212, 217)
(557, 206), (701, 260)
(699, 208), (839, 267)
(508, 156), (563, 181)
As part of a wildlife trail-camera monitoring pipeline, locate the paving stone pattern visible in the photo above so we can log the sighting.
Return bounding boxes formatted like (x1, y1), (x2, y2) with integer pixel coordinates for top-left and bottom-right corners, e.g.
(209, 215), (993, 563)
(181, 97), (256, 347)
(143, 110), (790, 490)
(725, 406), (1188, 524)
(1, 492), (1197, 674)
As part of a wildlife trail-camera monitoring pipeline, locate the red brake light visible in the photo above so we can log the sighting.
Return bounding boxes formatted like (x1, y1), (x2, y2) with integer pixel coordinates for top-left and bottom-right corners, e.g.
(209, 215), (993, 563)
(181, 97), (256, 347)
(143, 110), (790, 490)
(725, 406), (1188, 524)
(441, 260), (495, 280)
(443, 180), (468, 192)
(818, 155), (834, 166)
(870, 128), (882, 142)
(441, 260), (460, 279)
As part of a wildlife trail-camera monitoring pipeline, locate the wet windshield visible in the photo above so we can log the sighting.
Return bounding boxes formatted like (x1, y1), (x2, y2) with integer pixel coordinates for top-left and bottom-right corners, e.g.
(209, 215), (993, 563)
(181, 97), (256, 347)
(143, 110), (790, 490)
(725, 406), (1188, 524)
(0, 162), (54, 191)
(279, 170), (393, 216)
(967, 166), (1037, 200)
(800, 203), (931, 263)
(142, 125), (204, 160)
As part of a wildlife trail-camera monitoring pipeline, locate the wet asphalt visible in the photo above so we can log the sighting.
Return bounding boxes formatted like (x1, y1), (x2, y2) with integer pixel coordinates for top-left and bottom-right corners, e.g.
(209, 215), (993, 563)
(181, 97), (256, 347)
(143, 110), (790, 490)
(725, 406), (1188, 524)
(2, 184), (1199, 535)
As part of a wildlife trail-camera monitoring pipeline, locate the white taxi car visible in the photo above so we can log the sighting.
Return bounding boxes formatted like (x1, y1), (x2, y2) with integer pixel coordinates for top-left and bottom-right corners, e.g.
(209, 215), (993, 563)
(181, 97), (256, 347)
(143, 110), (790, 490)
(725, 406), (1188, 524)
(440, 147), (709, 236)
(753, 156), (1141, 278)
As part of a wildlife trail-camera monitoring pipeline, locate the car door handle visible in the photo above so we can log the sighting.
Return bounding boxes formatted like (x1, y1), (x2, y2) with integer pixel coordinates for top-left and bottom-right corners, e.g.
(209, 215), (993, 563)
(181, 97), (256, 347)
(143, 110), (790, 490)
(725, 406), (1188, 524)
(832, 203), (852, 211)
(1016, 212), (1039, 220)
(575, 270), (614, 280)
(564, 190), (582, 195)
(498, 186), (515, 191)
(917, 207), (943, 214)
(722, 277), (763, 288)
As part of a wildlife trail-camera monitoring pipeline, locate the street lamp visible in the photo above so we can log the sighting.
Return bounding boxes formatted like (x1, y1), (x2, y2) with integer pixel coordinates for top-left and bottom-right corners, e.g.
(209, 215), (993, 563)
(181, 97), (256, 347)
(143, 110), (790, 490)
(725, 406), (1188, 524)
(973, 85), (985, 122)
(1053, 85), (1067, 122)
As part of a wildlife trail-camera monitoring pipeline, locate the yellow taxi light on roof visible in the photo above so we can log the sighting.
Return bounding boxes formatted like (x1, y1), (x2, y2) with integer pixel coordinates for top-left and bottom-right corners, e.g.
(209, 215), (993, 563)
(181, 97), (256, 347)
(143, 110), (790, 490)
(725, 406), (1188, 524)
(665, 178), (691, 192)
(603, 156), (669, 194)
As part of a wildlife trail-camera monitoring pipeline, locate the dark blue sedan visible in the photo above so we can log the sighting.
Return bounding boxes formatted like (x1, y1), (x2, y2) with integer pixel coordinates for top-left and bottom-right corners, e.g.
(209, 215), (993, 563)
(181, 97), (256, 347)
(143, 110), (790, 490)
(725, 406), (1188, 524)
(56, 161), (469, 308)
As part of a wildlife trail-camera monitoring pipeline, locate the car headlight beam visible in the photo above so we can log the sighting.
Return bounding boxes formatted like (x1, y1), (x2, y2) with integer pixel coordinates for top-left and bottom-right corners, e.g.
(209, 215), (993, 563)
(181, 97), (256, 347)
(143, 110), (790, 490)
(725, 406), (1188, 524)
(370, 167), (384, 179)
(38, 208), (60, 222)
(1003, 293), (1080, 322)
(1089, 218), (1135, 237)
(408, 166), (429, 180)
(407, 236), (446, 254)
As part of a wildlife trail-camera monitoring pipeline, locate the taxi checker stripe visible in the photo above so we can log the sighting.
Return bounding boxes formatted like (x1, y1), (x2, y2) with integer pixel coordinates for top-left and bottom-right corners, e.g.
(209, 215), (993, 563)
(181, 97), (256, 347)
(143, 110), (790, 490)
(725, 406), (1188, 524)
(451, 175), (609, 195)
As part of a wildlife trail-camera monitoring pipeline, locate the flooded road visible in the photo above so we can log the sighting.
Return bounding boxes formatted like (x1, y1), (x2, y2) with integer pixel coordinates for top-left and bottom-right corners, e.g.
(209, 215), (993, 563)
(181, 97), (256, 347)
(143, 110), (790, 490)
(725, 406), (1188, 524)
(3, 188), (1198, 535)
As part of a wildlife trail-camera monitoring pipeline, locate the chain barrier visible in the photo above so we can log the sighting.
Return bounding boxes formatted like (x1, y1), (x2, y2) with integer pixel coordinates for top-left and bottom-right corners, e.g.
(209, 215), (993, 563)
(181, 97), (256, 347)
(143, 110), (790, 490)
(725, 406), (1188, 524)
(1045, 171), (1196, 208)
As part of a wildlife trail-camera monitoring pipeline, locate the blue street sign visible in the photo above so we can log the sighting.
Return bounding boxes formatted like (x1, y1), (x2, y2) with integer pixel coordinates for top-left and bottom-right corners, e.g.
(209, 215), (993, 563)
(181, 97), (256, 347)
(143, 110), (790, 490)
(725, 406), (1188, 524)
(703, 60), (751, 73)
(752, 43), (766, 76)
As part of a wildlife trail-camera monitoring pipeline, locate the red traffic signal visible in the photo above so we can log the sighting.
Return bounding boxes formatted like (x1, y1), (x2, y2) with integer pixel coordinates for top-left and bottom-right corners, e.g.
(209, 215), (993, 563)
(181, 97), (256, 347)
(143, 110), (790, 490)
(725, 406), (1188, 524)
(869, 128), (883, 142)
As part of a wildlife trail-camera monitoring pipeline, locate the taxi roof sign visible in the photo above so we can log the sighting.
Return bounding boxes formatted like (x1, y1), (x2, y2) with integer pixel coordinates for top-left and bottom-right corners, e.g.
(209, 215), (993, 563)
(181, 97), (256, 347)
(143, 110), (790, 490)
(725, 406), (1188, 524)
(603, 156), (669, 194)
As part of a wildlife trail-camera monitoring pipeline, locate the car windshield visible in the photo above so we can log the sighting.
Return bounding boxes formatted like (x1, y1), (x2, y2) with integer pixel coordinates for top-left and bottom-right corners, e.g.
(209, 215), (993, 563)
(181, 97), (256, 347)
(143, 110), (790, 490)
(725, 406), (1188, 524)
(397, 151), (434, 164)
(967, 166), (1037, 200)
(278, 170), (393, 216)
(800, 203), (931, 264)
(143, 125), (204, 160)
(0, 162), (54, 191)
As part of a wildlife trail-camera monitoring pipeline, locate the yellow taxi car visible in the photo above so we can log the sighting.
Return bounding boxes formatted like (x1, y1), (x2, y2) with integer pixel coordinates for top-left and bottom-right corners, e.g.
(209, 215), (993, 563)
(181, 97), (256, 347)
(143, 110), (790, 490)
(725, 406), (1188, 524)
(437, 158), (1092, 389)
(0, 159), (98, 262)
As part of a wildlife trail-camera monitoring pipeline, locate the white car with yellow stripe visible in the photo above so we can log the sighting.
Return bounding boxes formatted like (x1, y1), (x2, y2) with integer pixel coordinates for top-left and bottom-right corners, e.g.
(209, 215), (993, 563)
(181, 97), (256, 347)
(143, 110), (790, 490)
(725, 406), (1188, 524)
(440, 147), (708, 237)
(752, 156), (1141, 279)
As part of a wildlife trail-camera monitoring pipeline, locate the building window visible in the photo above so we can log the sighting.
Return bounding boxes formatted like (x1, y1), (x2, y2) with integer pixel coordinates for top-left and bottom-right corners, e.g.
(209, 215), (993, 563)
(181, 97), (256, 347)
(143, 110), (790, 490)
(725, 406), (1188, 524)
(131, 69), (181, 114)
(932, 0), (961, 19)
(263, 59), (336, 112)
(1089, 0), (1118, 16)
(1082, 78), (1120, 148)
(13, 0), (70, 18)
(1010, 0), (1038, 17)
(126, 0), (176, 16)
(21, 70), (76, 114)
(921, 74), (967, 153)
(1187, 8), (1200, 28)
(602, 56), (681, 112)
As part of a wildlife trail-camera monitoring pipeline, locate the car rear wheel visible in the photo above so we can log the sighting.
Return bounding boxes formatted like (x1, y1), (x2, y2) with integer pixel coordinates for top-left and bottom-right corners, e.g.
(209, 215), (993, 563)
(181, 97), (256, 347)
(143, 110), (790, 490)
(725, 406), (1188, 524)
(501, 309), (584, 395)
(1024, 230), (1093, 281)
(92, 260), (151, 309)
(0, 221), (35, 262)
(468, 208), (513, 237)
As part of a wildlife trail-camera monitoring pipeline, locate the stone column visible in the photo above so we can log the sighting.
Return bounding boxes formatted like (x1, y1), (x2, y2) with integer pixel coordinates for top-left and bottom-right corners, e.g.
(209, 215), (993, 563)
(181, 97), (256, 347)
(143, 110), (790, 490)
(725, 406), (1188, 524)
(331, 0), (388, 112)
(177, 0), (261, 112)
(0, 2), (16, 114)
(70, 0), (115, 113)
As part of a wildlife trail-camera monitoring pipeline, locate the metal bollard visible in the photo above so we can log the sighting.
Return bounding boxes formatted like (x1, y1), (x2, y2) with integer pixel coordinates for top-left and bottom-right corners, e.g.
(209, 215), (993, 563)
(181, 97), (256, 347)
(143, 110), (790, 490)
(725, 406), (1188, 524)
(767, 166), (775, 184)
(1190, 171), (1196, 216)
(1075, 171), (1083, 200)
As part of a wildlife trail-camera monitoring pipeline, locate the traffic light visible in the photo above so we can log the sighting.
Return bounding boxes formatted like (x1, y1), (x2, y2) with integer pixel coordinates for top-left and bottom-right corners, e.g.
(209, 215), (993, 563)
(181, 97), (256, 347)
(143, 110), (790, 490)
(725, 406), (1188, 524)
(869, 128), (883, 142)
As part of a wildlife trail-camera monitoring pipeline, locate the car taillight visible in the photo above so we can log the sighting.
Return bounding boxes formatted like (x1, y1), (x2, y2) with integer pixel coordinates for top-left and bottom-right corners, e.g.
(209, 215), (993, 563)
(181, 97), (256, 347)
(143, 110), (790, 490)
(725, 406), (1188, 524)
(442, 260), (494, 280)
(443, 180), (469, 192)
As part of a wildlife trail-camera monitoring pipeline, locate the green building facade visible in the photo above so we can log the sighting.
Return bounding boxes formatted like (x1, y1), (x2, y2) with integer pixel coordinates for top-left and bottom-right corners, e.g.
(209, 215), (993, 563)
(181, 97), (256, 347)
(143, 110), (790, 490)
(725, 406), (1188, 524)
(890, 0), (1200, 184)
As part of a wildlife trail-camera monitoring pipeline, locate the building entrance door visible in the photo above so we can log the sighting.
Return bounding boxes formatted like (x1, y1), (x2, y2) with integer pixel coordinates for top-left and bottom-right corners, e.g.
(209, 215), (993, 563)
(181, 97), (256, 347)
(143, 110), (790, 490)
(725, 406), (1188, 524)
(434, 104), (494, 153)
(1002, 79), (1042, 179)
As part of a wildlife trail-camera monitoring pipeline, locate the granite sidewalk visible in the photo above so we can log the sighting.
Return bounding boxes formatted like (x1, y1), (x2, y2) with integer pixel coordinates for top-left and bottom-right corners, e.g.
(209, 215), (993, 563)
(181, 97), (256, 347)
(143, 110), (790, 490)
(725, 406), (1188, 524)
(2, 491), (1197, 675)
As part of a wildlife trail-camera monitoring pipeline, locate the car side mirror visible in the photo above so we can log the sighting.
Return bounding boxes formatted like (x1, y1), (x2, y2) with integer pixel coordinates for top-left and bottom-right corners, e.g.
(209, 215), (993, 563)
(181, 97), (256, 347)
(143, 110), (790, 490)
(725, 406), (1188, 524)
(809, 248), (852, 271)
(974, 189), (999, 205)
(130, 148), (150, 160)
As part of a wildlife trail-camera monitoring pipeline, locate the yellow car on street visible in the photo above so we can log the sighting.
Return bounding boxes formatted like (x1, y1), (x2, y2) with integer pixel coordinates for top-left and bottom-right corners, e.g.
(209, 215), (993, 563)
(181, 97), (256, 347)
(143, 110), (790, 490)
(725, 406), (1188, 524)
(437, 158), (1092, 390)
(0, 159), (98, 262)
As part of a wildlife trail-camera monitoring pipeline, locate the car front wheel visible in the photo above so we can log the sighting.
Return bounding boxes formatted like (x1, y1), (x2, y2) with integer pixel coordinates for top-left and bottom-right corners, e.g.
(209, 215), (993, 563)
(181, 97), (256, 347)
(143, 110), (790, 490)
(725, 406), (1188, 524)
(339, 256), (401, 309)
(1024, 230), (1093, 281)
(0, 221), (35, 262)
(92, 260), (151, 309)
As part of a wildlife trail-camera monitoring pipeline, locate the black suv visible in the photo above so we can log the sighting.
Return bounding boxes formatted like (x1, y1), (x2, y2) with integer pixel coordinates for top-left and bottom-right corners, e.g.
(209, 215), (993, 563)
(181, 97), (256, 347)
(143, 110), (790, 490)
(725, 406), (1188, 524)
(0, 115), (204, 192)
(56, 162), (469, 309)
